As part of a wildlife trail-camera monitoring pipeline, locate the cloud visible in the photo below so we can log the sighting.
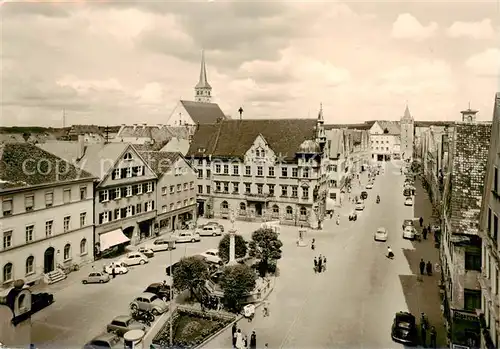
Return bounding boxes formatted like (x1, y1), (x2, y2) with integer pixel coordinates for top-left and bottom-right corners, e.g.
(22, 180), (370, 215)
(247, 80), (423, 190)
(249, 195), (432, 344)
(446, 19), (496, 39)
(391, 13), (438, 41)
(465, 49), (500, 77)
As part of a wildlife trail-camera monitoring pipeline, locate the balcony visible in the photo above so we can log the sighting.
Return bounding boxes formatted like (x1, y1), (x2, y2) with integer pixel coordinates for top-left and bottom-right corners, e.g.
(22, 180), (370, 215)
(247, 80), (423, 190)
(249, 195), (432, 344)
(245, 193), (273, 202)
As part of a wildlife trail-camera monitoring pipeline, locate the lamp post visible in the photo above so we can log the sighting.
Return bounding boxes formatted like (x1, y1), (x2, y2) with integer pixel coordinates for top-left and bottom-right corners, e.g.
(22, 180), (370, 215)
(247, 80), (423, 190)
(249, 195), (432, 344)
(167, 238), (176, 347)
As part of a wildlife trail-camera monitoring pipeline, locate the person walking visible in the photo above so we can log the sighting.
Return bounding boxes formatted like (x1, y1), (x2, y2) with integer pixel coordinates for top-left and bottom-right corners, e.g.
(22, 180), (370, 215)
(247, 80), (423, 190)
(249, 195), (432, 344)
(422, 227), (428, 240)
(235, 329), (244, 349)
(419, 259), (426, 275)
(263, 300), (270, 317)
(314, 257), (318, 273)
(249, 331), (257, 349)
(323, 256), (327, 272)
(111, 267), (116, 279)
(429, 326), (437, 348)
(232, 324), (237, 348)
(318, 255), (323, 273)
(426, 261), (433, 276)
(421, 321), (427, 347)
(419, 217), (424, 227)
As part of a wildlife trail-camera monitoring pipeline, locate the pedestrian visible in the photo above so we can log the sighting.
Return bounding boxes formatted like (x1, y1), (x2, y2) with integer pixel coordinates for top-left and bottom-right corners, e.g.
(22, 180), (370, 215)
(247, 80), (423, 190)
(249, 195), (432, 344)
(422, 227), (428, 240)
(419, 259), (425, 275)
(235, 329), (244, 349)
(421, 323), (427, 347)
(323, 256), (327, 271)
(263, 300), (269, 317)
(314, 257), (318, 273)
(318, 255), (323, 273)
(232, 324), (237, 348)
(264, 344), (269, 348)
(250, 331), (257, 349)
(426, 261), (433, 276)
(429, 326), (437, 348)
(419, 217), (424, 227)
(427, 224), (431, 234)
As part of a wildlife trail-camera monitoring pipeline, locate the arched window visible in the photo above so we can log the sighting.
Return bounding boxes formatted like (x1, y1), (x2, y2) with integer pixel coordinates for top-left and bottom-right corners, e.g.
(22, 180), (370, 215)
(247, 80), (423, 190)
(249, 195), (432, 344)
(272, 205), (279, 218)
(286, 206), (293, 219)
(80, 238), (87, 255)
(240, 202), (246, 210)
(26, 256), (34, 275)
(300, 207), (307, 218)
(3, 263), (13, 282)
(221, 201), (229, 212)
(63, 244), (71, 261)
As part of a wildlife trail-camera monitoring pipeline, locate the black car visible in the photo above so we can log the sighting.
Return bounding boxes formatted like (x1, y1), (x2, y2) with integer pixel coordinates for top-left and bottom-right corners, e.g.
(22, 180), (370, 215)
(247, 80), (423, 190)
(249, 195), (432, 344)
(31, 292), (54, 314)
(391, 311), (418, 346)
(360, 191), (368, 200)
(144, 283), (171, 301)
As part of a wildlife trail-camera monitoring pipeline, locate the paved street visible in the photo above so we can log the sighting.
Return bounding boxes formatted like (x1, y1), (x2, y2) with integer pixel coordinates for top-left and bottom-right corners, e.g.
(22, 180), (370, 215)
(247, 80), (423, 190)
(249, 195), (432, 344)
(205, 161), (422, 348)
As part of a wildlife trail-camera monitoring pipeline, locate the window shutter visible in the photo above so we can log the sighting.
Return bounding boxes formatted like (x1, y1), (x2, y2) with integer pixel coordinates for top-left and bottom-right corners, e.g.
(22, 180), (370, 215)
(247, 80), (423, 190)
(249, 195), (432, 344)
(109, 190), (115, 200)
(112, 171), (116, 180)
(144, 202), (148, 211)
(120, 168), (126, 179)
(121, 187), (127, 198)
(99, 213), (103, 224)
(132, 206), (135, 215)
(151, 182), (155, 191)
(143, 183), (147, 193)
(114, 209), (119, 220)
(132, 185), (137, 195)
(152, 201), (155, 210)
(121, 208), (126, 217)
(136, 203), (141, 213)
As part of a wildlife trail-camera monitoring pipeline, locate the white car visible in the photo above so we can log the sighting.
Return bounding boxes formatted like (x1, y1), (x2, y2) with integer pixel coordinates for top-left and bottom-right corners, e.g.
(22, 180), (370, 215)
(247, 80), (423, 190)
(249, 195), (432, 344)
(120, 252), (149, 266)
(104, 261), (129, 275)
(196, 225), (222, 237)
(365, 183), (374, 189)
(403, 225), (416, 240)
(199, 249), (223, 264)
(171, 230), (201, 243)
(404, 197), (413, 206)
(374, 227), (388, 242)
(355, 201), (365, 211)
(149, 238), (176, 252)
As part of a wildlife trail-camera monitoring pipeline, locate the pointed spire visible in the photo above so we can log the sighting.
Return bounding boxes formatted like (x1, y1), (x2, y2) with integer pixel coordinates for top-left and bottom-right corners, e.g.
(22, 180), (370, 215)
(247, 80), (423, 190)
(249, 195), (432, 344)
(195, 50), (211, 89)
(318, 103), (324, 122)
(403, 103), (412, 120)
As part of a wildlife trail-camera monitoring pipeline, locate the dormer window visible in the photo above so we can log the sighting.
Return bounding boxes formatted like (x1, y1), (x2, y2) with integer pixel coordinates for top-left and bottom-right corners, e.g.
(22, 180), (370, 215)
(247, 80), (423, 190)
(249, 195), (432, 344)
(124, 152), (132, 161)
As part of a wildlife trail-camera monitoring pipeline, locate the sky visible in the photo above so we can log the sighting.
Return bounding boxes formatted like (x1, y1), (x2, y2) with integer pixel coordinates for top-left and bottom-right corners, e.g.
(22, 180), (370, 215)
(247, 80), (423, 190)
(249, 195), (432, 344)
(1, 1), (500, 127)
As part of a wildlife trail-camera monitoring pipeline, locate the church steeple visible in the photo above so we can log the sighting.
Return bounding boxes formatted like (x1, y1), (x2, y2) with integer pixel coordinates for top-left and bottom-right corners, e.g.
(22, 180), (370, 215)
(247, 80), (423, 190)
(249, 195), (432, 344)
(316, 103), (326, 149)
(402, 103), (413, 120)
(194, 50), (212, 103)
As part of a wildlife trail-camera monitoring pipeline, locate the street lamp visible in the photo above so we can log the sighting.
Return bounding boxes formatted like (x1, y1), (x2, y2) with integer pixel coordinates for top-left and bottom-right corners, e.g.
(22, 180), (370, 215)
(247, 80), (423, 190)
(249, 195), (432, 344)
(167, 238), (176, 347)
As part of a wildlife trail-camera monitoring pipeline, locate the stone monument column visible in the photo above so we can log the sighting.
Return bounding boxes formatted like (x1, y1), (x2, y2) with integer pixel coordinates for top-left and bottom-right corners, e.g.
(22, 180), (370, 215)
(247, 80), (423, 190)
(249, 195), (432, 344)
(228, 208), (237, 265)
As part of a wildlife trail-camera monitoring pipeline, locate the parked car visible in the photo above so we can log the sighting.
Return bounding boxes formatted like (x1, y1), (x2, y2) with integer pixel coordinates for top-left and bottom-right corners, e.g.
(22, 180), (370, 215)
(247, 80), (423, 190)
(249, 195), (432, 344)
(137, 247), (155, 258)
(130, 292), (168, 316)
(360, 191), (368, 200)
(391, 311), (418, 345)
(82, 272), (110, 284)
(199, 249), (223, 264)
(106, 315), (146, 336)
(204, 221), (224, 232)
(402, 219), (414, 229)
(171, 230), (201, 243)
(403, 225), (417, 240)
(148, 238), (176, 252)
(365, 183), (374, 189)
(374, 227), (388, 242)
(196, 225), (222, 237)
(120, 252), (149, 266)
(144, 282), (171, 302)
(31, 292), (54, 314)
(403, 188), (412, 196)
(355, 201), (365, 211)
(404, 197), (413, 206)
(104, 261), (129, 275)
(83, 333), (121, 349)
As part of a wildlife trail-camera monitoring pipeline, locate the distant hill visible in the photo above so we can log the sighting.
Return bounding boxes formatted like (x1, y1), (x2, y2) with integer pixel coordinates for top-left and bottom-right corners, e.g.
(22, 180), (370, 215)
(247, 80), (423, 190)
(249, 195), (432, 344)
(0, 125), (121, 134)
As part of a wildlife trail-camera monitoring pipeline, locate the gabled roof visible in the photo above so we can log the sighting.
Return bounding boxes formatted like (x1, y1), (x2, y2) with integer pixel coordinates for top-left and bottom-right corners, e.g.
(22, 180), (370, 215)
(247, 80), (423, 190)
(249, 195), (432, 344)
(448, 123), (492, 235)
(187, 119), (317, 160)
(0, 143), (94, 190)
(180, 100), (227, 124)
(373, 121), (401, 135)
(138, 151), (181, 177)
(116, 125), (191, 143)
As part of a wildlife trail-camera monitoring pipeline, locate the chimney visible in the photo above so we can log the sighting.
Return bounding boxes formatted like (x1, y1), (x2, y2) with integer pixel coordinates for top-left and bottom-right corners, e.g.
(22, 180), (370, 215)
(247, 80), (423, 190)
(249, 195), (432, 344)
(77, 134), (86, 159)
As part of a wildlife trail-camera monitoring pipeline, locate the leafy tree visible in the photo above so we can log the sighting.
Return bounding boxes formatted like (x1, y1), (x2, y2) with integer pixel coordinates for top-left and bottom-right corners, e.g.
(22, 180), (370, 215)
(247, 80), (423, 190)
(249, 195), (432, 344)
(218, 233), (247, 263)
(248, 228), (283, 276)
(219, 264), (256, 312)
(172, 256), (210, 301)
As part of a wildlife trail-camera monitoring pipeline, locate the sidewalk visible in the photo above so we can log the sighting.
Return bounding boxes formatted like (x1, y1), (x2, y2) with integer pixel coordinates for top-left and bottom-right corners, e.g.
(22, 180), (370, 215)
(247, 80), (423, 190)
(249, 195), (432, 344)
(400, 176), (446, 347)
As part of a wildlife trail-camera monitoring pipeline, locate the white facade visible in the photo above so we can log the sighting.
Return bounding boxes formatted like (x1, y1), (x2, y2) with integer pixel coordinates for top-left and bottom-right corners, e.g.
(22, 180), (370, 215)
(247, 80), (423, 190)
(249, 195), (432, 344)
(1, 180), (95, 286)
(166, 102), (195, 127)
(369, 121), (400, 161)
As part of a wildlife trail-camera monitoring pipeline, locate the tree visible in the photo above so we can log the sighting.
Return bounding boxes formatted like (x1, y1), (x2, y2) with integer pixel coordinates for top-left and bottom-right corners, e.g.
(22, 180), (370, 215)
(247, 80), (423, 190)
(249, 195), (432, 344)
(218, 234), (247, 263)
(248, 228), (283, 276)
(172, 256), (209, 301)
(22, 132), (31, 142)
(219, 264), (256, 312)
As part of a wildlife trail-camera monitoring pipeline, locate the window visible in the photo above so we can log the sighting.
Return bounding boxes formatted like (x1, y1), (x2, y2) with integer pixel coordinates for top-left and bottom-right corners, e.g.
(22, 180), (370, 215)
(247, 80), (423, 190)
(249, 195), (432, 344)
(136, 203), (142, 214)
(190, 181), (194, 189)
(292, 168), (298, 177)
(286, 206), (293, 218)
(257, 166), (263, 176)
(63, 188), (71, 203)
(268, 184), (275, 196)
(223, 164), (229, 174)
(124, 152), (132, 160)
(170, 203), (174, 211)
(3, 231), (12, 249)
(170, 185), (175, 194)
(183, 199), (188, 206)
(112, 168), (120, 180)
(272, 205), (279, 217)
(3, 263), (13, 282)
(63, 216), (71, 232)
(26, 256), (34, 275)
(198, 185), (203, 194)
(206, 169), (211, 178)
(80, 186), (87, 200)
(223, 182), (229, 193)
(80, 238), (87, 255)
(216, 182), (221, 192)
(233, 164), (239, 175)
(268, 166), (275, 177)
(257, 184), (263, 194)
(26, 225), (34, 242)
(99, 190), (109, 202)
(63, 244), (71, 261)
(281, 167), (288, 177)
(177, 184), (181, 192)
(206, 185), (211, 194)
(496, 268), (499, 295)
(25, 195), (34, 211)
(45, 220), (53, 236)
(127, 206), (134, 216)
(488, 208), (492, 234)
(281, 185), (288, 197)
(190, 197), (195, 204)
(2, 198), (13, 216)
(464, 289), (481, 311)
(495, 167), (498, 193)
(300, 207), (307, 218)
(221, 201), (229, 212)
(215, 164), (221, 173)
(147, 182), (153, 193)
(245, 183), (251, 193)
(240, 202), (246, 211)
(302, 187), (309, 199)
(494, 214), (498, 243)
(183, 183), (188, 191)
(233, 182), (239, 193)
(80, 212), (87, 227)
(126, 186), (132, 197)
(98, 212), (109, 224)
(198, 170), (203, 179)
(137, 184), (143, 195)
(291, 186), (298, 197)
(465, 252), (481, 271)
(245, 166), (251, 176)
(303, 168), (310, 178)
(162, 186), (168, 195)
(198, 159), (203, 166)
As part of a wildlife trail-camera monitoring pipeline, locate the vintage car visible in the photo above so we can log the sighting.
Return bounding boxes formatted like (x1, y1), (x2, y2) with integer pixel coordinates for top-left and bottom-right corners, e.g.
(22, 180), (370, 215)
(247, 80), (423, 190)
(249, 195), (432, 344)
(130, 292), (168, 316)
(355, 201), (365, 211)
(144, 282), (172, 302)
(31, 292), (55, 314)
(120, 252), (149, 266)
(171, 230), (201, 243)
(360, 191), (368, 200)
(104, 261), (129, 275)
(137, 247), (155, 258)
(199, 249), (223, 264)
(391, 311), (418, 345)
(106, 315), (146, 337)
(196, 225), (223, 237)
(404, 197), (414, 206)
(374, 227), (388, 242)
(82, 272), (110, 284)
(83, 333), (121, 349)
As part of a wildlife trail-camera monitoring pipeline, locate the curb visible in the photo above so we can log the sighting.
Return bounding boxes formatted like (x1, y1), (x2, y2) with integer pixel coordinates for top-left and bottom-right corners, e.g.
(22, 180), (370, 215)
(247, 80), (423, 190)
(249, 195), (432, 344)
(195, 276), (276, 349)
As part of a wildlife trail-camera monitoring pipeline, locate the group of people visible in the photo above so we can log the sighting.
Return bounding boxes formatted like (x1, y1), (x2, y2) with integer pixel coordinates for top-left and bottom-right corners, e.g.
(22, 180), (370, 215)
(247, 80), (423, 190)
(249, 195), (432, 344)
(232, 324), (258, 349)
(419, 259), (434, 276)
(420, 313), (438, 348)
(201, 295), (220, 311)
(313, 255), (327, 273)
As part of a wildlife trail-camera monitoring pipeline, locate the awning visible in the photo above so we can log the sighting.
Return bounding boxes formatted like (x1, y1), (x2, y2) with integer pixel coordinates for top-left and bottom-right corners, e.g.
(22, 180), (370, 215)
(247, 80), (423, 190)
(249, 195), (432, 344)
(99, 229), (130, 251)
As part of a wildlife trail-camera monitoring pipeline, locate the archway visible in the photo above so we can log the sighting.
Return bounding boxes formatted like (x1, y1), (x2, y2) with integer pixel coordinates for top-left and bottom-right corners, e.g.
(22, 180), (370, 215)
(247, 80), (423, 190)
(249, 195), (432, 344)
(123, 226), (134, 239)
(44, 247), (55, 273)
(255, 203), (262, 216)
